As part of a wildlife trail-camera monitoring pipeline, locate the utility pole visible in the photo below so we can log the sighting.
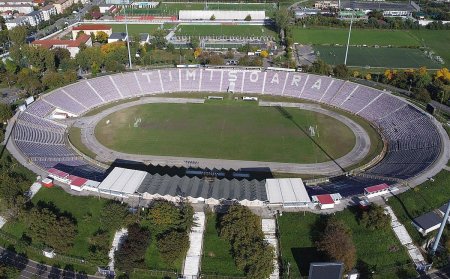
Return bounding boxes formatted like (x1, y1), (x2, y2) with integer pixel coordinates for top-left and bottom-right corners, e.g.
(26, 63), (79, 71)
(344, 12), (353, 65)
(431, 201), (450, 255)
(123, 0), (132, 69)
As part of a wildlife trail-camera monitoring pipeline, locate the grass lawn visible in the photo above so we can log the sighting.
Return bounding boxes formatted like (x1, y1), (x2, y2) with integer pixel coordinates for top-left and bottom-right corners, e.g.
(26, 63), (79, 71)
(387, 169), (450, 244)
(124, 2), (276, 16)
(292, 28), (420, 47)
(94, 101), (356, 164)
(409, 30), (450, 66)
(314, 45), (441, 68)
(0, 187), (114, 273)
(176, 24), (277, 38)
(68, 126), (97, 158)
(279, 210), (416, 279)
(201, 213), (244, 276)
(111, 24), (162, 35)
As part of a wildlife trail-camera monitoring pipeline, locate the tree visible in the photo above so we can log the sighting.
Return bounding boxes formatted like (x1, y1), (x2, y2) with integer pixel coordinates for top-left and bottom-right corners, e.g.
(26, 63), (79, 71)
(245, 14), (252, 21)
(436, 68), (450, 83)
(99, 201), (129, 231)
(0, 16), (6, 31)
(360, 204), (391, 231)
(115, 224), (150, 272)
(190, 37), (200, 49)
(25, 207), (77, 253)
(150, 29), (167, 50)
(310, 59), (331, 75)
(316, 218), (356, 272)
(260, 50), (269, 58)
(147, 200), (182, 234)
(87, 230), (110, 266)
(42, 71), (64, 89)
(157, 230), (189, 265)
(52, 47), (71, 69)
(333, 64), (350, 78)
(0, 103), (12, 122)
(210, 14), (216, 20)
(274, 9), (290, 33)
(16, 68), (43, 95)
(0, 261), (20, 279)
(95, 31), (109, 44)
(8, 26), (27, 46)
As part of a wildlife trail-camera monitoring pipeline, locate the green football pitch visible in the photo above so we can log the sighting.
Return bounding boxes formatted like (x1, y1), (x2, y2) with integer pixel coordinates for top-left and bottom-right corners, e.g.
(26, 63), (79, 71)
(94, 102), (356, 164)
(175, 24), (277, 37)
(315, 45), (442, 68)
(292, 28), (420, 47)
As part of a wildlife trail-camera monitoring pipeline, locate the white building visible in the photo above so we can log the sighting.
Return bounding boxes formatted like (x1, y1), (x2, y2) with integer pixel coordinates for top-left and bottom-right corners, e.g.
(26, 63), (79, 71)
(265, 178), (311, 208)
(41, 4), (56, 21)
(179, 10), (266, 21)
(364, 183), (390, 198)
(5, 16), (29, 29)
(26, 10), (44, 26)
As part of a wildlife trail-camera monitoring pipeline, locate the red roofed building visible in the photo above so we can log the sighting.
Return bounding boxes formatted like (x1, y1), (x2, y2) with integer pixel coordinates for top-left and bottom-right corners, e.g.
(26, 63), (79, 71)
(312, 193), (342, 209)
(31, 33), (92, 58)
(71, 24), (112, 40)
(68, 175), (88, 191)
(364, 183), (390, 198)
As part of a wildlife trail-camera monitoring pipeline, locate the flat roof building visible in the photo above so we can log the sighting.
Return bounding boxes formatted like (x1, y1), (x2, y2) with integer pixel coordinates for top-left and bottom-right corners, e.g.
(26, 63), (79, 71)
(412, 211), (442, 236)
(265, 178), (311, 207)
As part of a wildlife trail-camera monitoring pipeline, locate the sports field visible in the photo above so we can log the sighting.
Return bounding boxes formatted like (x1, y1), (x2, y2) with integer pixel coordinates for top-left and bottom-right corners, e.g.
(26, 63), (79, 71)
(175, 24), (277, 37)
(94, 102), (356, 164)
(124, 2), (276, 16)
(293, 28), (420, 47)
(314, 45), (442, 68)
(111, 24), (162, 35)
(410, 30), (450, 66)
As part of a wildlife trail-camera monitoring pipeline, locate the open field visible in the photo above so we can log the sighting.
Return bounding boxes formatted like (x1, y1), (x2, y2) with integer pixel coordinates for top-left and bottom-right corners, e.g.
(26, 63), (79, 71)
(124, 2), (276, 16)
(387, 169), (450, 244)
(94, 101), (356, 164)
(314, 45), (442, 68)
(409, 30), (450, 66)
(279, 211), (416, 279)
(175, 24), (277, 37)
(201, 213), (244, 276)
(292, 28), (420, 47)
(111, 24), (162, 35)
(0, 187), (112, 273)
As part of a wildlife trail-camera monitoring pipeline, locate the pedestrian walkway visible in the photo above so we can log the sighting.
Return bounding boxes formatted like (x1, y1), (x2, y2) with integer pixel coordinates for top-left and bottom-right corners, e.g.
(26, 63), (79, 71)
(183, 212), (206, 279)
(262, 219), (279, 279)
(108, 228), (128, 271)
(385, 206), (426, 268)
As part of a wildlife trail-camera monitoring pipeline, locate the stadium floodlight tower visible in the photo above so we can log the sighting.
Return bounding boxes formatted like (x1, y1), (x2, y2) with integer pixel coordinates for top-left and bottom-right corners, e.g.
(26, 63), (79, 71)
(344, 11), (354, 65)
(121, 0), (133, 69)
(430, 201), (450, 255)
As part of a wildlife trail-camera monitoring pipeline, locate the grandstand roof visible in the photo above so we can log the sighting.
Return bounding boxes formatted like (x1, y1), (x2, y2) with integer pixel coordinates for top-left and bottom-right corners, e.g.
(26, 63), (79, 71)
(265, 178), (310, 205)
(137, 173), (267, 201)
(72, 24), (111, 31)
(98, 167), (147, 195)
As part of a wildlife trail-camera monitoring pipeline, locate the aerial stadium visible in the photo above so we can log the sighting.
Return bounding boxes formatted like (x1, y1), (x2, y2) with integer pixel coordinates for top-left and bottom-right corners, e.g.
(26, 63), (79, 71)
(5, 67), (449, 208)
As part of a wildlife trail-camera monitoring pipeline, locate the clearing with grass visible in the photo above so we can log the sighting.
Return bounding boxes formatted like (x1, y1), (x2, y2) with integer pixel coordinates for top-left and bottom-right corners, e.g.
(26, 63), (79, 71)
(94, 101), (356, 164)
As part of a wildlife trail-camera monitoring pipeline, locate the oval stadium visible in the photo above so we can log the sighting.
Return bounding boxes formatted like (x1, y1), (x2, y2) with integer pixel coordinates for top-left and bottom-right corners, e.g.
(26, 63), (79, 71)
(5, 67), (449, 207)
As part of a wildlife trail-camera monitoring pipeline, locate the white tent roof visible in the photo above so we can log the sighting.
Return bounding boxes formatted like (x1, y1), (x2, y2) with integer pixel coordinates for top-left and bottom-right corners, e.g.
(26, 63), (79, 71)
(98, 167), (147, 195)
(265, 178), (311, 205)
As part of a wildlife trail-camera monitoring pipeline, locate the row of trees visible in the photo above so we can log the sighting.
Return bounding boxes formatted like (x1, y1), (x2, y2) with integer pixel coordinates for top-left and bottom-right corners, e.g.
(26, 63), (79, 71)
(115, 199), (193, 273)
(219, 205), (274, 279)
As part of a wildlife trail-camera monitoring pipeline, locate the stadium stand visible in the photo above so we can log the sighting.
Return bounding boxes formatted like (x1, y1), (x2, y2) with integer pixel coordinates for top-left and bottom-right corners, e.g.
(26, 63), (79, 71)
(11, 69), (443, 197)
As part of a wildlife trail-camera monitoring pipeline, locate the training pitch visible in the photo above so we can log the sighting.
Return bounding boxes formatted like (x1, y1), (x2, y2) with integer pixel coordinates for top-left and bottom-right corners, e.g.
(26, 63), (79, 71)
(175, 24), (277, 37)
(94, 101), (356, 164)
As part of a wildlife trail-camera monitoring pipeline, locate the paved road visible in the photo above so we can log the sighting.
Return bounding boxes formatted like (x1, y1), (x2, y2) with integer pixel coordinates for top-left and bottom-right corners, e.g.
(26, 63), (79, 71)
(0, 247), (103, 279)
(75, 97), (371, 175)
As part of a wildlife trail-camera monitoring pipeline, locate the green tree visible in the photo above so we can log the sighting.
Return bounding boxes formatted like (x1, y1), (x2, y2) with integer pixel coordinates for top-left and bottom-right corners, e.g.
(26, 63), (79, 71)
(210, 14), (216, 20)
(150, 29), (167, 50)
(16, 68), (43, 95)
(52, 48), (71, 69)
(8, 25), (27, 46)
(0, 261), (20, 279)
(274, 9), (290, 33)
(316, 217), (356, 272)
(333, 64), (350, 78)
(157, 230), (189, 265)
(147, 200), (182, 234)
(99, 201), (129, 231)
(95, 31), (109, 44)
(87, 230), (111, 266)
(310, 59), (332, 75)
(0, 16), (6, 31)
(115, 223), (150, 272)
(360, 204), (391, 231)
(190, 37), (200, 49)
(42, 71), (64, 89)
(245, 14), (252, 21)
(0, 103), (12, 122)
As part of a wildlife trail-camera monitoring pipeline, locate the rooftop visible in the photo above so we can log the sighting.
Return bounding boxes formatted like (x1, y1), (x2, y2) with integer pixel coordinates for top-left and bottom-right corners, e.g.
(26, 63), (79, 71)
(316, 194), (334, 205)
(73, 24), (112, 31)
(308, 262), (344, 279)
(413, 211), (442, 230)
(365, 183), (389, 193)
(32, 33), (90, 48)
